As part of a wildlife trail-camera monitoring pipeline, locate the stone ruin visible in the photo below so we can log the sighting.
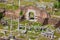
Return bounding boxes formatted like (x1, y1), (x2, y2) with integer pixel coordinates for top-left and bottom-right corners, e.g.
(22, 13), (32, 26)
(0, 6), (60, 28)
(20, 6), (60, 28)
(21, 6), (50, 22)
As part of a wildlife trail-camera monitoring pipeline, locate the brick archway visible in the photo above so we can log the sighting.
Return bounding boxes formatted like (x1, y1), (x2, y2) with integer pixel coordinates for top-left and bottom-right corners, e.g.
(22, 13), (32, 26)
(22, 6), (50, 22)
(25, 9), (37, 21)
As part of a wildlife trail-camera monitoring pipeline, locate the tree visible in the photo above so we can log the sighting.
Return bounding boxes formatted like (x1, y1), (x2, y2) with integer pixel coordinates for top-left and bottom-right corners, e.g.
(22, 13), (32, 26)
(54, 1), (60, 8)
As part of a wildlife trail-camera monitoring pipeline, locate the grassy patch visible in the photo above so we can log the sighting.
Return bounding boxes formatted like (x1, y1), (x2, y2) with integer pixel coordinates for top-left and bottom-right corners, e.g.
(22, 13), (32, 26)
(54, 31), (60, 38)
(20, 20), (42, 26)
(54, 11), (60, 16)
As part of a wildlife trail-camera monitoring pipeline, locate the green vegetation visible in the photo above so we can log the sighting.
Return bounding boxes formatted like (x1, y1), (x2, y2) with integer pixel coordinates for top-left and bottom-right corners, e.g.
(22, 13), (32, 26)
(6, 5), (18, 10)
(0, 0), (60, 40)
(20, 11), (23, 16)
(29, 12), (34, 19)
(0, 24), (4, 29)
(54, 11), (60, 16)
(0, 3), (5, 8)
(0, 3), (18, 10)
(0, 12), (4, 20)
(0, 17), (60, 40)
(20, 20), (42, 26)
(21, 1), (35, 6)
(45, 24), (56, 30)
(54, 32), (60, 38)
(54, 1), (60, 8)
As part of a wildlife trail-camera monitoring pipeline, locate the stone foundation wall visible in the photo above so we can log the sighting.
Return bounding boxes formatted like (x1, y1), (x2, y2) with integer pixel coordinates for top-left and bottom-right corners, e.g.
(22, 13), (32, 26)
(0, 7), (60, 28)
(38, 17), (60, 27)
(48, 18), (60, 28)
(48, 18), (60, 25)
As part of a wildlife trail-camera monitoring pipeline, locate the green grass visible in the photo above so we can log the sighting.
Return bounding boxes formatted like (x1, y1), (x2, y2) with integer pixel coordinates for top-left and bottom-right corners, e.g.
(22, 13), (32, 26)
(54, 11), (60, 16)
(0, 3), (18, 10)
(6, 4), (18, 10)
(20, 20), (42, 26)
(0, 24), (4, 29)
(46, 24), (56, 30)
(0, 33), (4, 37)
(38, 36), (49, 40)
(21, 1), (35, 6)
(0, 17), (60, 40)
(54, 31), (60, 38)
(0, 3), (5, 8)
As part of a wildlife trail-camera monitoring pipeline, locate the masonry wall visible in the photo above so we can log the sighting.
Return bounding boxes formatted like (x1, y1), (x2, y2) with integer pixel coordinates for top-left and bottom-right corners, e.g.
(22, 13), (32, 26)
(48, 18), (60, 28)
(0, 7), (60, 28)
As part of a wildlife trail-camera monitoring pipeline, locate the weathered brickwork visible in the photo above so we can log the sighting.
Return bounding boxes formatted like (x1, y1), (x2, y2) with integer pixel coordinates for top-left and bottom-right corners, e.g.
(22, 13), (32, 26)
(0, 6), (60, 27)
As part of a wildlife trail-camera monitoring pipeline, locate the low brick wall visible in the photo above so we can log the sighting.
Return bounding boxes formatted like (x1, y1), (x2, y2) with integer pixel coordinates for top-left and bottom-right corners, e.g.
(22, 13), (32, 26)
(48, 18), (60, 28)
(37, 14), (60, 27)
(48, 18), (59, 25)
(39, 17), (60, 28)
(0, 7), (60, 28)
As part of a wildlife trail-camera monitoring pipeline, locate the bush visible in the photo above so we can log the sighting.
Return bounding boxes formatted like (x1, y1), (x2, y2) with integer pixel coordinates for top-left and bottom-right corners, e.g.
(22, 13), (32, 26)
(54, 2), (60, 8)
(0, 12), (4, 20)
(20, 11), (23, 16)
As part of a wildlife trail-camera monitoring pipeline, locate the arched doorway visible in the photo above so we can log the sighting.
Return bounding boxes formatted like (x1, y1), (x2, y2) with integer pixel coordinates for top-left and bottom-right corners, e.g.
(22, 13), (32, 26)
(20, 6), (50, 23)
(29, 12), (34, 20)
(26, 9), (37, 21)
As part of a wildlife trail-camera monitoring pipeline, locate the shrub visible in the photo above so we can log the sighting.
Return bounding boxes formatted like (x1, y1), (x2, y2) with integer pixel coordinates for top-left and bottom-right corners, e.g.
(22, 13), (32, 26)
(54, 2), (60, 8)
(0, 12), (4, 20)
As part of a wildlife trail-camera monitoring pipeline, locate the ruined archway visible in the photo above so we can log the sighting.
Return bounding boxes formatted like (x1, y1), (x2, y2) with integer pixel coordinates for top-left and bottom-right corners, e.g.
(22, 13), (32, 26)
(22, 6), (50, 23)
(25, 9), (37, 21)
(29, 12), (34, 19)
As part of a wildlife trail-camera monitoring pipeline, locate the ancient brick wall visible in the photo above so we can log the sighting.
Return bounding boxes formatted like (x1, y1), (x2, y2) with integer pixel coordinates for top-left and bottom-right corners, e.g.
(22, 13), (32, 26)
(48, 18), (60, 28)
(5, 9), (20, 19)
(23, 6), (50, 22)
(1, 6), (60, 27)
